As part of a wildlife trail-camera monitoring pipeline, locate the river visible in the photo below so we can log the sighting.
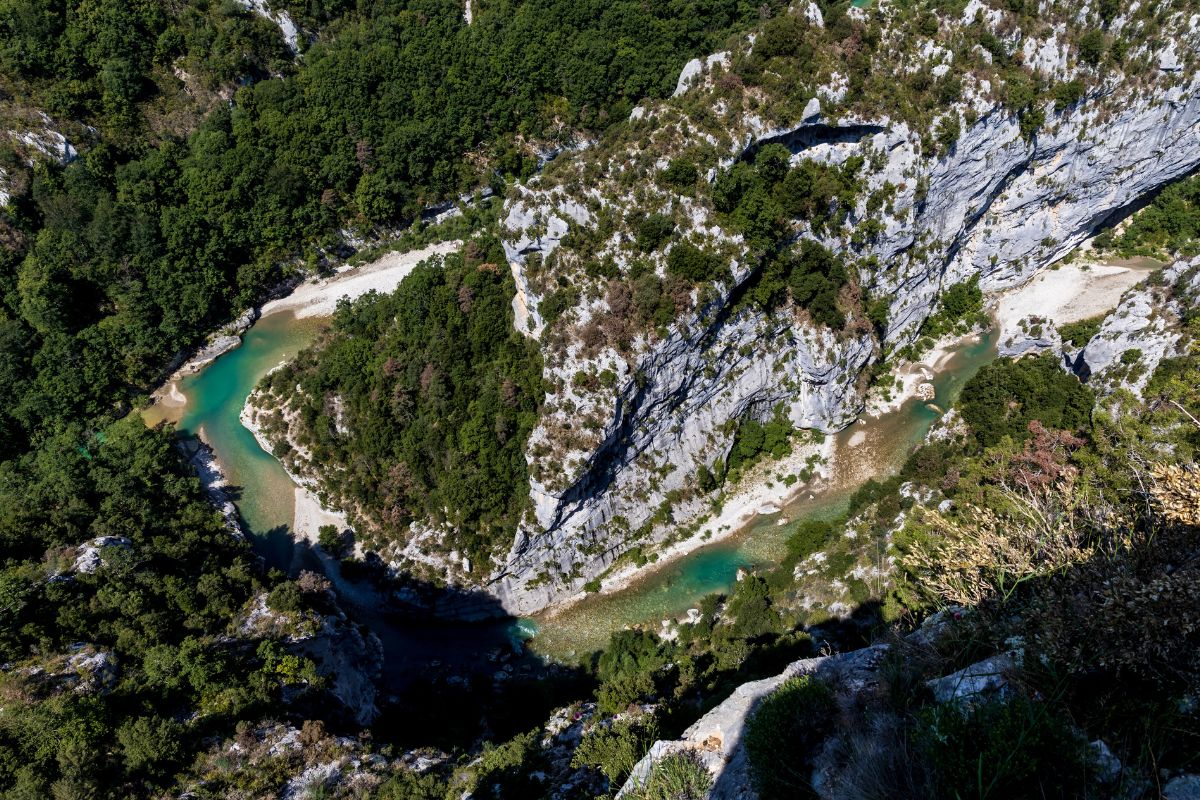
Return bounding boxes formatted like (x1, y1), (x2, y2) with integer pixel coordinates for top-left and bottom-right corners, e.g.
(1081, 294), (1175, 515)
(144, 307), (999, 671)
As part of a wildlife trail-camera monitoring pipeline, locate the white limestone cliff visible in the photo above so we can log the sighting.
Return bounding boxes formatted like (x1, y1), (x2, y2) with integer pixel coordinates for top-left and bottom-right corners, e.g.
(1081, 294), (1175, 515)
(486, 23), (1200, 615)
(1079, 258), (1200, 396)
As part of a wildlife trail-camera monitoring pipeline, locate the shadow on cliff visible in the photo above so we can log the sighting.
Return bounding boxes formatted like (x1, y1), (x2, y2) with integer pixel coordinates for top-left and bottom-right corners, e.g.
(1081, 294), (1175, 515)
(282, 534), (594, 749)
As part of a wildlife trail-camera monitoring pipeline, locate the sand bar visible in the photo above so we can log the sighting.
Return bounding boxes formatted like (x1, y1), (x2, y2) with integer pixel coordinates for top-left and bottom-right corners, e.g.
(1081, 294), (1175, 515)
(262, 240), (462, 319)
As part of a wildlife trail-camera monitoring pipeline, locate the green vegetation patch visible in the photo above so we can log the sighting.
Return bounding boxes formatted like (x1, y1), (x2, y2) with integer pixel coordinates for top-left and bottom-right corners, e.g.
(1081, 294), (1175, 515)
(915, 692), (1097, 799)
(1058, 314), (1105, 348)
(1094, 173), (1200, 258)
(958, 354), (1094, 448)
(624, 751), (712, 800)
(744, 675), (836, 799)
(263, 238), (544, 568)
(922, 274), (985, 338)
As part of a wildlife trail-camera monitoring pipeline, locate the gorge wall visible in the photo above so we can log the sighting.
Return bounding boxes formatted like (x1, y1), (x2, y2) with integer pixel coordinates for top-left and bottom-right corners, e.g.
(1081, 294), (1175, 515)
(485, 6), (1200, 615)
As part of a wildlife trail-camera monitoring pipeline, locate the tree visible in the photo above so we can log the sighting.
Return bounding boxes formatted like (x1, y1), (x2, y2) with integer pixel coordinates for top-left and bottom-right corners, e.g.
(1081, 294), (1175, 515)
(1078, 29), (1106, 65)
(959, 355), (1095, 448)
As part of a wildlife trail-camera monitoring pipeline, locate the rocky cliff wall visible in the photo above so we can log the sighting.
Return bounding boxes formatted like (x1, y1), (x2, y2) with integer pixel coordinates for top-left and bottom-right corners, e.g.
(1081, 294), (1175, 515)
(487, 23), (1200, 615)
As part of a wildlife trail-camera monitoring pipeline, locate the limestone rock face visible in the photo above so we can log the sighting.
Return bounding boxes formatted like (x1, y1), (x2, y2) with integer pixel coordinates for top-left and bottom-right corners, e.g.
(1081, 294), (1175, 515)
(440, 7), (1200, 617)
(998, 316), (1063, 359)
(1079, 258), (1200, 396)
(488, 68), (1200, 614)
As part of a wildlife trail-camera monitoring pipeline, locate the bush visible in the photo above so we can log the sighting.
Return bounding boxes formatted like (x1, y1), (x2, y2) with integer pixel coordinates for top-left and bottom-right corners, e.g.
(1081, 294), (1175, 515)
(572, 715), (659, 784)
(959, 355), (1094, 448)
(660, 159), (700, 190)
(266, 581), (303, 614)
(727, 413), (793, 475)
(1078, 30), (1106, 65)
(625, 751), (712, 800)
(914, 693), (1096, 800)
(726, 575), (781, 638)
(1052, 80), (1085, 110)
(786, 520), (835, 562)
(1058, 315), (1104, 347)
(1120, 348), (1143, 365)
(666, 241), (726, 283)
(636, 214), (676, 252)
(597, 671), (656, 715)
(744, 675), (836, 799)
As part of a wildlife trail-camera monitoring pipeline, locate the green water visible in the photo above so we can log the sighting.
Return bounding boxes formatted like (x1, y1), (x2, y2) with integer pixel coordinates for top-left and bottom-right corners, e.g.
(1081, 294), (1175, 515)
(149, 311), (530, 683)
(157, 312), (327, 566)
(530, 328), (999, 658)
(153, 307), (997, 667)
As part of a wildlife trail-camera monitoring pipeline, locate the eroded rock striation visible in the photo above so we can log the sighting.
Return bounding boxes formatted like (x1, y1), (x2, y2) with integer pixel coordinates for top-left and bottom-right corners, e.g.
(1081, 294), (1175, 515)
(1078, 258), (1200, 395)
(487, 13), (1200, 615)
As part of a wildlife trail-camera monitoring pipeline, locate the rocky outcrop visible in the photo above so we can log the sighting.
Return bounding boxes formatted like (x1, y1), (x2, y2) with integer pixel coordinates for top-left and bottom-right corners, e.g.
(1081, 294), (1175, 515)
(488, 15), (1200, 614)
(617, 611), (1083, 799)
(240, 590), (384, 726)
(178, 435), (247, 538)
(1078, 258), (1200, 395)
(70, 536), (132, 575)
(998, 316), (1063, 358)
(617, 609), (978, 799)
(3, 644), (119, 699)
(236, 0), (300, 53)
(169, 307), (259, 379)
(618, 644), (888, 799)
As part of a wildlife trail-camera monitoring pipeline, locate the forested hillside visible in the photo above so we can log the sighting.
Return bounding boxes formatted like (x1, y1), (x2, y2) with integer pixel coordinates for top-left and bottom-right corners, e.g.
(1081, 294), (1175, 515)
(0, 0), (775, 795)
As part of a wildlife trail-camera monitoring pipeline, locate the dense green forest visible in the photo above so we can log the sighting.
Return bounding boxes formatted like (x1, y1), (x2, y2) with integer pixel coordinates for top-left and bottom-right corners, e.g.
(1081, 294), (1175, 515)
(255, 239), (544, 567)
(0, 418), (302, 798)
(0, 0), (778, 794)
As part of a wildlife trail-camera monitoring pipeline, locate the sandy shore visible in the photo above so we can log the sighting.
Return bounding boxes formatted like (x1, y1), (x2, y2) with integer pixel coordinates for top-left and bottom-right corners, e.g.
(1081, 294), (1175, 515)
(261, 240), (461, 319)
(865, 331), (979, 419)
(541, 435), (836, 616)
(993, 259), (1157, 333)
(292, 487), (349, 548)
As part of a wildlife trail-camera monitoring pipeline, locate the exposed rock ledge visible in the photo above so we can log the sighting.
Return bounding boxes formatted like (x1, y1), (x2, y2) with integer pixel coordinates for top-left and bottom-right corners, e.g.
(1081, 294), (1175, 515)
(490, 68), (1200, 617)
(1077, 257), (1200, 396)
(618, 613), (962, 799)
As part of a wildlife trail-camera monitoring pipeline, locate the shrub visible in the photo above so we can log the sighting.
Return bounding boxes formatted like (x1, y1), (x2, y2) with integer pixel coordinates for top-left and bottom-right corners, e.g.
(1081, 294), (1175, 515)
(1078, 30), (1106, 65)
(744, 675), (836, 799)
(1052, 79), (1085, 110)
(914, 693), (1095, 800)
(266, 581), (303, 614)
(924, 274), (983, 336)
(572, 715), (659, 784)
(786, 520), (835, 562)
(625, 751), (712, 800)
(661, 159), (700, 191)
(636, 214), (676, 253)
(666, 241), (726, 283)
(1058, 315), (1104, 347)
(597, 671), (656, 715)
(726, 575), (781, 638)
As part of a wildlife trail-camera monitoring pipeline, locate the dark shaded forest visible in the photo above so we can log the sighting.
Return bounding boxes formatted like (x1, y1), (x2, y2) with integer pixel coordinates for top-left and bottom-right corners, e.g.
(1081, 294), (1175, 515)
(0, 0), (775, 794)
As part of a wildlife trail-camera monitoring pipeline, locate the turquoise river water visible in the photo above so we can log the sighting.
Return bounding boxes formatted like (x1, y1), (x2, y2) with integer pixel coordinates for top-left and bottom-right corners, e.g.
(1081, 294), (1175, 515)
(146, 310), (998, 666)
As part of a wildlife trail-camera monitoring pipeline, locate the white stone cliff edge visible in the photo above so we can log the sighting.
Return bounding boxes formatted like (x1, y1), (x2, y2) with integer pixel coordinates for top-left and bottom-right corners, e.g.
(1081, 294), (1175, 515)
(486, 40), (1200, 615)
